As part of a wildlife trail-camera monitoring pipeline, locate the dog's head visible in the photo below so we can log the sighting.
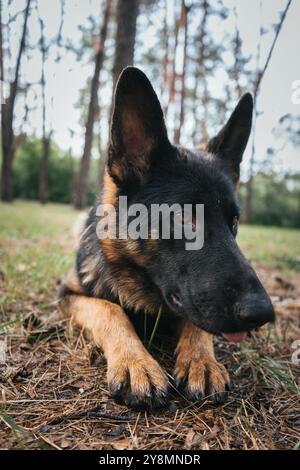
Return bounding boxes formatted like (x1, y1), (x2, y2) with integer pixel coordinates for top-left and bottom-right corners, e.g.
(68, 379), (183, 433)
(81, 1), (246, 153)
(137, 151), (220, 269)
(107, 67), (275, 340)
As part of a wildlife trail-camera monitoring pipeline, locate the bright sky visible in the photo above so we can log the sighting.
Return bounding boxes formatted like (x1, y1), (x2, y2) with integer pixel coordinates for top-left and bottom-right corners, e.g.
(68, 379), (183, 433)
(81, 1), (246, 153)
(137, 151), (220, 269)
(3, 0), (300, 178)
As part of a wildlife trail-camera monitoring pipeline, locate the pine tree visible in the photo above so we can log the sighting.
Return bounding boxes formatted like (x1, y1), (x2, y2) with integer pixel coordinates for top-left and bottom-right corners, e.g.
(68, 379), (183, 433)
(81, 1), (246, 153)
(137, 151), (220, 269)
(74, 0), (112, 209)
(1, 0), (31, 202)
(112, 0), (140, 90)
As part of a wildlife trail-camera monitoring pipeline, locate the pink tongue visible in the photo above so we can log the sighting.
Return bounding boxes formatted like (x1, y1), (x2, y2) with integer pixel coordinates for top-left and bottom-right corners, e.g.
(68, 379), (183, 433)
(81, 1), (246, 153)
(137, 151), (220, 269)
(222, 332), (247, 343)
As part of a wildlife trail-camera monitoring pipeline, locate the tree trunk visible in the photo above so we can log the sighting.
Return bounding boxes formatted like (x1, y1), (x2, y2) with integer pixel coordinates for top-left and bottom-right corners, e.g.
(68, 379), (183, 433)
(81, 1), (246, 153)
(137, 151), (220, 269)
(74, 0), (112, 209)
(0, 1), (3, 89)
(97, 117), (106, 188)
(39, 136), (51, 204)
(112, 0), (140, 90)
(102, 0), (140, 190)
(161, 0), (169, 115)
(168, 16), (180, 112)
(68, 148), (76, 204)
(38, 17), (51, 205)
(174, 1), (189, 144)
(233, 33), (242, 96)
(192, 0), (208, 146)
(1, 0), (31, 202)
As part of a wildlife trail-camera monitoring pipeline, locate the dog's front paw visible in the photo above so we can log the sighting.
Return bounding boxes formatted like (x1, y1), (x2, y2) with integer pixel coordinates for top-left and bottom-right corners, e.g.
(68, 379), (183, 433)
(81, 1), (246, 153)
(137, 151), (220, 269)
(107, 349), (169, 409)
(174, 354), (230, 404)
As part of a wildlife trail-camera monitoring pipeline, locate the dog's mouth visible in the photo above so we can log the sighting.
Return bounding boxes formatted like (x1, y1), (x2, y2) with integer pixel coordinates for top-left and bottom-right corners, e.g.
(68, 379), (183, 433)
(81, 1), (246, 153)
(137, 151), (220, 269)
(166, 296), (251, 342)
(164, 291), (272, 343)
(221, 331), (248, 343)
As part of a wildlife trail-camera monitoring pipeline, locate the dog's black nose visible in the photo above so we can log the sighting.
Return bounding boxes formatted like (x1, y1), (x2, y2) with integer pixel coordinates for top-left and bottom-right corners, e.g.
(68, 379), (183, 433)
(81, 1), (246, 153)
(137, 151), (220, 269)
(238, 293), (275, 330)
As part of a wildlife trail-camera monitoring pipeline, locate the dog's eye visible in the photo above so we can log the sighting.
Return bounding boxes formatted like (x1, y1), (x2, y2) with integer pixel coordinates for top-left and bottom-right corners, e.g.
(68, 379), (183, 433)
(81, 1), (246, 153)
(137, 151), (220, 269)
(232, 216), (239, 236)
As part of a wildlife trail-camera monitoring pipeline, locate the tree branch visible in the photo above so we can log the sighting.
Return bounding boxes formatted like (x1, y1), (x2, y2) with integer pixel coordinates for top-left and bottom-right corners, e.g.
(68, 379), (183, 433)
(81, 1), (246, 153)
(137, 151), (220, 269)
(254, 0), (293, 98)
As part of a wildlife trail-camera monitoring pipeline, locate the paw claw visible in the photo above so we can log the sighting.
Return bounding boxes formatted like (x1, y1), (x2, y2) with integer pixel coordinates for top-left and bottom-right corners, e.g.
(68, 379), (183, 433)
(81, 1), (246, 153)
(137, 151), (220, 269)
(107, 353), (169, 410)
(211, 391), (227, 405)
(225, 382), (233, 392)
(174, 355), (230, 404)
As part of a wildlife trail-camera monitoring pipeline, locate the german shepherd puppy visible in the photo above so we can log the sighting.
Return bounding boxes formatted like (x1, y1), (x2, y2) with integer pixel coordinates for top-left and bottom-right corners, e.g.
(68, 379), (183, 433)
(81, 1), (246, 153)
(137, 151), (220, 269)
(58, 67), (275, 409)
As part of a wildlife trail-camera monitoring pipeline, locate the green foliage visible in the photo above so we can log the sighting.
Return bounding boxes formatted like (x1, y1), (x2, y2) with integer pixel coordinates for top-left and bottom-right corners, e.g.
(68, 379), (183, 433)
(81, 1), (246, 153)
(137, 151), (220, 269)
(13, 137), (72, 202)
(13, 137), (98, 205)
(13, 138), (42, 200)
(239, 172), (300, 228)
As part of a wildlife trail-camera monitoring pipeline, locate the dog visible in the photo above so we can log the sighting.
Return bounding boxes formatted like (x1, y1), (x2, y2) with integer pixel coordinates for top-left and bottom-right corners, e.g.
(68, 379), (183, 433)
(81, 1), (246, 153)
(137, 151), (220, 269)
(58, 67), (275, 409)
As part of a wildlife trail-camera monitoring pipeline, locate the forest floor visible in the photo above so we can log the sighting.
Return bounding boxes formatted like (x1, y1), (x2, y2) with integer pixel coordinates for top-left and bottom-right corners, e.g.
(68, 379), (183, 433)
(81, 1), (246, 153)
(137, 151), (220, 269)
(0, 200), (300, 450)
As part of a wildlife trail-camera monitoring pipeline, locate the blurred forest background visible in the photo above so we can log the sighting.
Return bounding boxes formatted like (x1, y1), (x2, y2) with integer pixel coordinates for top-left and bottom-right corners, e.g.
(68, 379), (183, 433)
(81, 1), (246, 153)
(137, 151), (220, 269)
(0, 0), (299, 227)
(0, 1), (300, 451)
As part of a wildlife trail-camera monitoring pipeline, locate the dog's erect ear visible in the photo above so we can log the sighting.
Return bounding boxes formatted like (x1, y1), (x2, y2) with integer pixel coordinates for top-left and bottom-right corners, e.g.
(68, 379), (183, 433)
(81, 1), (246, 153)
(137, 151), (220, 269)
(108, 67), (169, 185)
(207, 93), (253, 184)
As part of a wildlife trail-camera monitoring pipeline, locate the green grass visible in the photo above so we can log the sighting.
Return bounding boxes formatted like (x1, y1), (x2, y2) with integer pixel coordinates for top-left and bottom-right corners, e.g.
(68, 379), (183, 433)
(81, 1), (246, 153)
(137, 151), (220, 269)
(238, 224), (300, 272)
(0, 200), (78, 310)
(0, 200), (77, 239)
(0, 200), (299, 312)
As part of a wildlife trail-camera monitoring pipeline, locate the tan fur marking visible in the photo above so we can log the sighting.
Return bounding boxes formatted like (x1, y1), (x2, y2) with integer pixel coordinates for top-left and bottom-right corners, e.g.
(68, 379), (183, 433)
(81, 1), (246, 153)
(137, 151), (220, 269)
(102, 170), (117, 206)
(59, 295), (167, 398)
(100, 171), (121, 264)
(174, 320), (229, 397)
(109, 161), (124, 182)
(99, 169), (162, 314)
